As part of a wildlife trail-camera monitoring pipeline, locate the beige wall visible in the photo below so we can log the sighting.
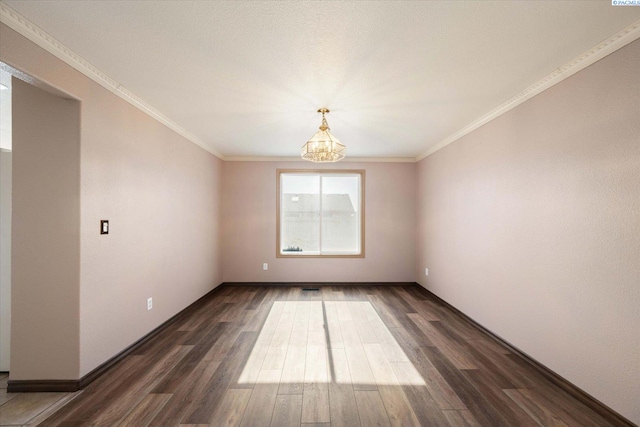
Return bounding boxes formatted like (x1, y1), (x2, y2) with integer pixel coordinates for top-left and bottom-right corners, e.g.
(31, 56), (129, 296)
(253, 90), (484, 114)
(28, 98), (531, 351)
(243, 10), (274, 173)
(222, 161), (415, 283)
(415, 39), (640, 423)
(1, 23), (224, 379)
(11, 78), (81, 380)
(78, 76), (224, 376)
(0, 149), (10, 371)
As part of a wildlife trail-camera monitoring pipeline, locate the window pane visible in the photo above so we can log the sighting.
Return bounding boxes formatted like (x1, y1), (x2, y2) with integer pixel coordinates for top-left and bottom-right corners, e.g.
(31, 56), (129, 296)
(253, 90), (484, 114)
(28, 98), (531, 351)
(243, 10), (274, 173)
(278, 170), (364, 257)
(280, 174), (320, 254)
(321, 175), (360, 254)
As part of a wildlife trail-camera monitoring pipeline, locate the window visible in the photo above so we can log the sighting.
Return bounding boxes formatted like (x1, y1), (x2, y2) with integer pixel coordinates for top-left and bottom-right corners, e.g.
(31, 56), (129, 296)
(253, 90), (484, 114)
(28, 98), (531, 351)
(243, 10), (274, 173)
(277, 170), (364, 257)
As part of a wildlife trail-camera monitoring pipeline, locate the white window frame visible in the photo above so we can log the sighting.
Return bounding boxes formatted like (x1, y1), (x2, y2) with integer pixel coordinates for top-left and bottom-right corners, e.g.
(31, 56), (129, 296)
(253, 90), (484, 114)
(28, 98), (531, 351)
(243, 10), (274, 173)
(276, 169), (365, 258)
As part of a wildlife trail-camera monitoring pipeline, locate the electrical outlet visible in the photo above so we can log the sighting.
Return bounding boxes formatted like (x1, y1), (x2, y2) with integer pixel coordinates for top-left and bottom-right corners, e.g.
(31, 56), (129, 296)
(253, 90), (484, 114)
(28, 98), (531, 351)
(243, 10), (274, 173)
(263, 263), (268, 271)
(425, 268), (429, 276)
(147, 297), (153, 311)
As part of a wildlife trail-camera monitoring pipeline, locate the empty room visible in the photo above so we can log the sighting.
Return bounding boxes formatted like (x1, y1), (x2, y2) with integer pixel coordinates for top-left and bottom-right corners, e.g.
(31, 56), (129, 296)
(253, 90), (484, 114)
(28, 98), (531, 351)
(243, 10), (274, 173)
(0, 1), (638, 426)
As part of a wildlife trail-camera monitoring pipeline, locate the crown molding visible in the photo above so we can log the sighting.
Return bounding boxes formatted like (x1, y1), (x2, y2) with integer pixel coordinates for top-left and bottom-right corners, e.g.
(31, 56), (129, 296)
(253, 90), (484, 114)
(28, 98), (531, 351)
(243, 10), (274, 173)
(416, 18), (640, 161)
(224, 156), (416, 163)
(3, 2), (638, 164)
(0, 2), (224, 160)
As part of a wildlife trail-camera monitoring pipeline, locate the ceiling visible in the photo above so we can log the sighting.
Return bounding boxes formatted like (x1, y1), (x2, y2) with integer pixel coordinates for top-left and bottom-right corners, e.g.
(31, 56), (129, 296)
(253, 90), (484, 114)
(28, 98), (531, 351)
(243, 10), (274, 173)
(3, 1), (640, 160)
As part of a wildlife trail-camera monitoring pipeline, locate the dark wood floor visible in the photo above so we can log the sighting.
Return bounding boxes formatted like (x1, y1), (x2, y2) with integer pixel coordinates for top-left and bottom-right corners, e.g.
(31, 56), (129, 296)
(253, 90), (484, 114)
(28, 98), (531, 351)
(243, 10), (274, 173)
(39, 285), (620, 426)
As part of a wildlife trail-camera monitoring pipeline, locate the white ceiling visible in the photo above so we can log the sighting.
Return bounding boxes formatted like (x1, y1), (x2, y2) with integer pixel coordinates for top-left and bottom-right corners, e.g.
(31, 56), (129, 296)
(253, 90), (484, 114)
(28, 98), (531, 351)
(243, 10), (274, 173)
(3, 1), (640, 160)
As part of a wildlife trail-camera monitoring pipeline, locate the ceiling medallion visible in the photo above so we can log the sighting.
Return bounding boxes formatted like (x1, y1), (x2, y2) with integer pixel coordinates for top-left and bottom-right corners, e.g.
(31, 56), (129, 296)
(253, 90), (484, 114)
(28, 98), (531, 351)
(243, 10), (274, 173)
(301, 108), (346, 162)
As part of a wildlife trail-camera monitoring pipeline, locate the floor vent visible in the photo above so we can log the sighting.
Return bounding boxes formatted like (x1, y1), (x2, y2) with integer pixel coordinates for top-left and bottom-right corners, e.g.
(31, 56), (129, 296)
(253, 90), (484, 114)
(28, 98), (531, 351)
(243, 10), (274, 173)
(302, 288), (320, 291)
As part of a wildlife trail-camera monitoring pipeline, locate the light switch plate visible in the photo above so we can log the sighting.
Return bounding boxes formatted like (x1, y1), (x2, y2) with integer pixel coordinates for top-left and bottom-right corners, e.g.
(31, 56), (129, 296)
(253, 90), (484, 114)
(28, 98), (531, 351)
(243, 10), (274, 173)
(100, 220), (109, 235)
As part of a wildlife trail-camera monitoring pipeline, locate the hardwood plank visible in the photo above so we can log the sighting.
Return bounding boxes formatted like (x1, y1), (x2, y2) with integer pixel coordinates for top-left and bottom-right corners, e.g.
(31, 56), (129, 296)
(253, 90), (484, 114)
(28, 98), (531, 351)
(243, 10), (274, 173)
(207, 388), (252, 427)
(469, 336), (512, 356)
(335, 301), (353, 322)
(388, 326), (464, 413)
(422, 367), (467, 410)
(323, 301), (345, 349)
(363, 343), (421, 426)
(202, 322), (245, 364)
(391, 361), (452, 426)
(307, 301), (324, 333)
(301, 383), (330, 423)
(362, 303), (409, 363)
(348, 301), (379, 344)
(339, 308), (377, 391)
(92, 344), (194, 426)
(432, 321), (524, 389)
(240, 369), (280, 427)
(39, 355), (145, 425)
(237, 302), (285, 386)
(278, 302), (309, 395)
(146, 358), (221, 425)
(153, 323), (228, 393)
(301, 342), (330, 423)
(525, 378), (618, 427)
(503, 389), (570, 427)
(183, 331), (258, 424)
(354, 390), (391, 427)
(22, 392), (83, 427)
(119, 393), (172, 426)
(246, 287), (269, 310)
(421, 346), (512, 427)
(442, 409), (481, 427)
(0, 392), (70, 425)
(408, 314), (478, 370)
(241, 307), (266, 332)
(367, 294), (403, 329)
(386, 287), (419, 315)
(328, 348), (359, 427)
(176, 303), (217, 332)
(270, 394), (302, 427)
(461, 369), (539, 427)
(394, 287), (440, 321)
(0, 388), (19, 406)
(262, 301), (296, 370)
(330, 289), (345, 301)
(387, 326), (436, 370)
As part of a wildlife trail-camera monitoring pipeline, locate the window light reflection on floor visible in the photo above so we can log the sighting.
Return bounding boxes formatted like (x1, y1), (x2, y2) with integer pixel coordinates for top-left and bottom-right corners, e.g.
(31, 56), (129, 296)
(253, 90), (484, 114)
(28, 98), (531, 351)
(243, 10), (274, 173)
(237, 301), (426, 387)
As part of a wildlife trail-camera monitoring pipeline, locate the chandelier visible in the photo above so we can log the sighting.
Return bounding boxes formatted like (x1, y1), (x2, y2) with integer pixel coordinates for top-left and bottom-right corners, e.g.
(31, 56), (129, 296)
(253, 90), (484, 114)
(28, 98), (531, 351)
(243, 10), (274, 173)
(301, 108), (346, 162)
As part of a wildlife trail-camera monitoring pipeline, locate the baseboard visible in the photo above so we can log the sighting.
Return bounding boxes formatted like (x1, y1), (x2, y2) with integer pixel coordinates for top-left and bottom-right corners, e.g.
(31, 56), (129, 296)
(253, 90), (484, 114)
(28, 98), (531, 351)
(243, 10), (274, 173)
(7, 284), (223, 393)
(221, 282), (416, 286)
(414, 283), (636, 427)
(5, 379), (79, 393)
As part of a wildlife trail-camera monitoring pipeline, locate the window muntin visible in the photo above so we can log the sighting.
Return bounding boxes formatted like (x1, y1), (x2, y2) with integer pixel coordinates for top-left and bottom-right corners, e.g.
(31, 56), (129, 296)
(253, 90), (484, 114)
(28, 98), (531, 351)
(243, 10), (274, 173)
(277, 170), (364, 257)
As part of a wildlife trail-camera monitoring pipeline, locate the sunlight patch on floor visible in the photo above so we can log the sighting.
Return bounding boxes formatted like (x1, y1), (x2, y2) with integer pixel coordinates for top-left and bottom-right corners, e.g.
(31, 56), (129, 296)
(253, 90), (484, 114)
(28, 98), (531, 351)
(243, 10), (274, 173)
(237, 301), (426, 386)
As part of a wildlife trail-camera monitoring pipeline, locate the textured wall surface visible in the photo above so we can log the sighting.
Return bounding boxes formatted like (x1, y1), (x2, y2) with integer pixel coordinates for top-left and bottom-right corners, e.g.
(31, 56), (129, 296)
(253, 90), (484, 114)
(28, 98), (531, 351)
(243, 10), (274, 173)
(222, 161), (416, 283)
(415, 39), (640, 423)
(10, 79), (80, 380)
(0, 149), (11, 371)
(1, 23), (224, 378)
